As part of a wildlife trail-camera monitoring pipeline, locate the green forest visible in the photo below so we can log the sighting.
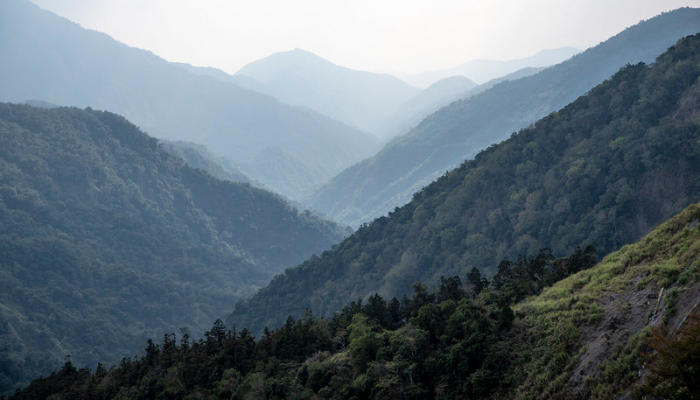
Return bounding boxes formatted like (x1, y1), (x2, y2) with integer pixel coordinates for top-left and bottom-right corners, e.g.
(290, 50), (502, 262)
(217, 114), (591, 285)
(2, 5), (700, 399)
(231, 34), (700, 334)
(0, 104), (349, 393)
(8, 202), (700, 399)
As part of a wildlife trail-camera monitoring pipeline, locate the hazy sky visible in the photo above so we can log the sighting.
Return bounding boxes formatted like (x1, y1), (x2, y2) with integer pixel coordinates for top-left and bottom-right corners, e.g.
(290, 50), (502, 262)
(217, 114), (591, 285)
(28, 0), (700, 76)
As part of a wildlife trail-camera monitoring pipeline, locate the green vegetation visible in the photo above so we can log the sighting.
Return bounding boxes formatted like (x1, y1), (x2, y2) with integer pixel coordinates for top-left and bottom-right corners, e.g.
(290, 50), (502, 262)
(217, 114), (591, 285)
(0, 104), (349, 394)
(9, 201), (700, 398)
(5, 244), (598, 399)
(233, 34), (700, 334)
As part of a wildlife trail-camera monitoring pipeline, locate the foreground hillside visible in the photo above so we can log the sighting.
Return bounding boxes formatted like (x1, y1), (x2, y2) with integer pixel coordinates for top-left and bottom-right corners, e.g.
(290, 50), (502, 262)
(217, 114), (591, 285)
(308, 7), (700, 227)
(0, 0), (378, 199)
(232, 34), (700, 334)
(9, 201), (700, 399)
(0, 104), (348, 394)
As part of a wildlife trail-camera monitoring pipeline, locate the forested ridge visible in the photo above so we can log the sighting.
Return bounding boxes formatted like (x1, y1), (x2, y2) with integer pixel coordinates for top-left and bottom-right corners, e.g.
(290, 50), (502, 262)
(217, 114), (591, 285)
(9, 202), (700, 399)
(232, 34), (700, 335)
(0, 104), (349, 394)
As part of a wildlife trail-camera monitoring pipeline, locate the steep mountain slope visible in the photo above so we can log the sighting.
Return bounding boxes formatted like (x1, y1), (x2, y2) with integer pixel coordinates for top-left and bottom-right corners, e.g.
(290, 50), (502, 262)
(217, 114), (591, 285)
(10, 202), (700, 399)
(0, 104), (349, 394)
(231, 34), (700, 334)
(0, 0), (378, 200)
(404, 46), (580, 87)
(308, 8), (700, 227)
(494, 201), (700, 399)
(235, 49), (421, 135)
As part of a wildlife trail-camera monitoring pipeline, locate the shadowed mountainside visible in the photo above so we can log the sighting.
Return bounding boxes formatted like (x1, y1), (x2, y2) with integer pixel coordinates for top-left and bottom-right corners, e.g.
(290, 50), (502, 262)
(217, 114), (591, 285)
(0, 104), (349, 394)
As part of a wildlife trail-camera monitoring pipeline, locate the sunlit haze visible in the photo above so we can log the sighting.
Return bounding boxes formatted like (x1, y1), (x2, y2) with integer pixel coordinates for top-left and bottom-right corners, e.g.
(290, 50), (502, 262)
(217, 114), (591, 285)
(25, 0), (700, 76)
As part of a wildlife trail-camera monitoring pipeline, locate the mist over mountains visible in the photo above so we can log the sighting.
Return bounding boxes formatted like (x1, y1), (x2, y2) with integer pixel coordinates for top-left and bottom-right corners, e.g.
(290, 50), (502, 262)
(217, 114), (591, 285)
(307, 7), (700, 227)
(0, 0), (597, 202)
(2, 1), (700, 397)
(0, 0), (379, 200)
(235, 48), (421, 135)
(404, 46), (581, 87)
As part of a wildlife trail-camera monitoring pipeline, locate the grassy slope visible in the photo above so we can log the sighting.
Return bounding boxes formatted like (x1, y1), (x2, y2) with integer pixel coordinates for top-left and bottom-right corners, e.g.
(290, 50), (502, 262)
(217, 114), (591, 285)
(503, 202), (700, 398)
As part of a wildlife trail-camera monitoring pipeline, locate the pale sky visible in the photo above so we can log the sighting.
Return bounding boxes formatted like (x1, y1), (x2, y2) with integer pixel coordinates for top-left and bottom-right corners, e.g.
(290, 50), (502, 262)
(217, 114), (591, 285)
(28, 0), (700, 76)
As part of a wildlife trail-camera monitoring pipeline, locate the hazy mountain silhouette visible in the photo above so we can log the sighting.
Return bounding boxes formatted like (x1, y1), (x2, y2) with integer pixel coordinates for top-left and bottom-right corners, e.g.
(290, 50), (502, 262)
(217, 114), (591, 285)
(378, 76), (477, 140)
(173, 62), (269, 94)
(0, 0), (378, 200)
(405, 46), (580, 87)
(235, 48), (421, 135)
(380, 67), (547, 141)
(307, 8), (700, 227)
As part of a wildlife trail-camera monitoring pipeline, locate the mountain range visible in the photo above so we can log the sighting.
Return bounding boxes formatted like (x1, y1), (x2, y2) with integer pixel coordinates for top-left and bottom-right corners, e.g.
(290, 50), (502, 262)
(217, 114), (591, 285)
(0, 104), (349, 394)
(0, 0), (379, 200)
(307, 7), (700, 228)
(235, 48), (421, 135)
(2, 2), (700, 397)
(378, 67), (545, 141)
(232, 48), (579, 143)
(404, 46), (581, 87)
(231, 33), (700, 335)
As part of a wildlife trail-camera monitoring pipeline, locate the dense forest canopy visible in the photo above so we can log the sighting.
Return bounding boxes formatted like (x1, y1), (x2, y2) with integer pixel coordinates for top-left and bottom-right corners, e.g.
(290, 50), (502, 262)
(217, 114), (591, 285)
(2, 4), (700, 398)
(0, 104), (348, 394)
(232, 34), (700, 335)
(9, 201), (700, 399)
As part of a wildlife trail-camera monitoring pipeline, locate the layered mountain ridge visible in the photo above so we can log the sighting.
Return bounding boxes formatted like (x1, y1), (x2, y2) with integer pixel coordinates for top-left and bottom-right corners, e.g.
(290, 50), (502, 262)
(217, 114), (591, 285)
(231, 33), (700, 335)
(307, 8), (700, 227)
(0, 0), (379, 200)
(404, 46), (580, 87)
(235, 48), (421, 135)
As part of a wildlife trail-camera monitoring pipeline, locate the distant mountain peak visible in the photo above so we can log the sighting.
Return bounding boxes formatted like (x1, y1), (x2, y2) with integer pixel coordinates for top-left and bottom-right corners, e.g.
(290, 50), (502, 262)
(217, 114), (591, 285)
(0, 0), (379, 201)
(235, 48), (335, 77)
(234, 48), (420, 135)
